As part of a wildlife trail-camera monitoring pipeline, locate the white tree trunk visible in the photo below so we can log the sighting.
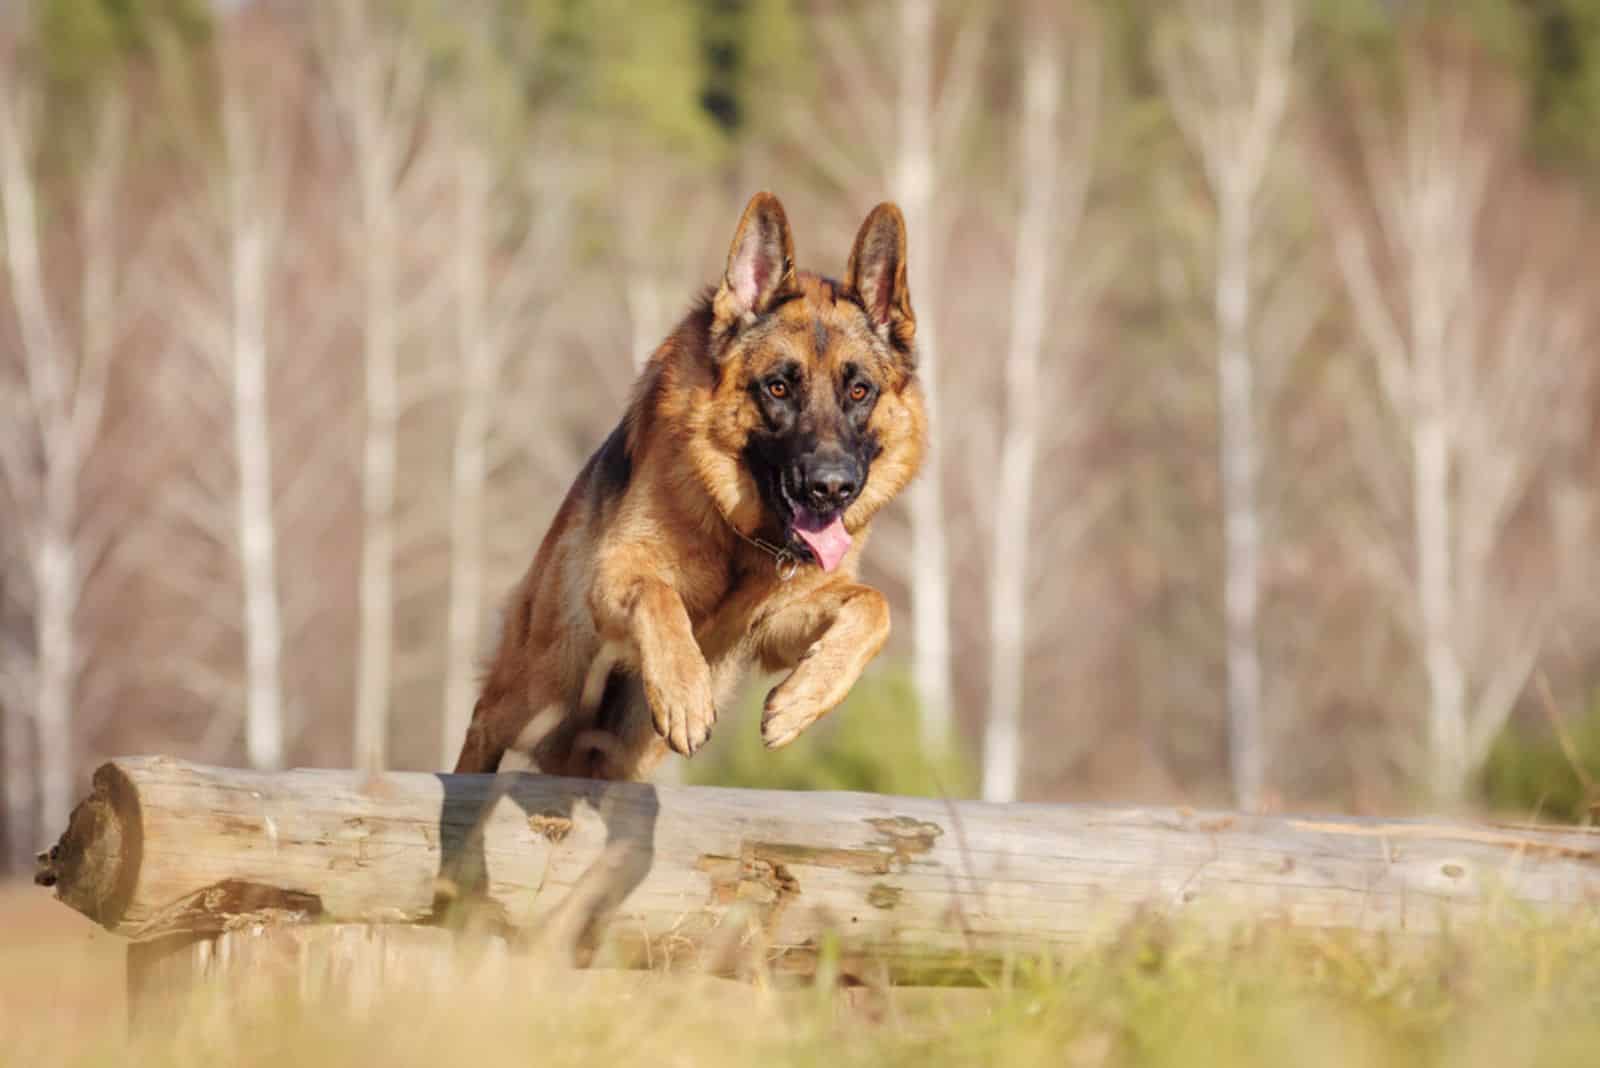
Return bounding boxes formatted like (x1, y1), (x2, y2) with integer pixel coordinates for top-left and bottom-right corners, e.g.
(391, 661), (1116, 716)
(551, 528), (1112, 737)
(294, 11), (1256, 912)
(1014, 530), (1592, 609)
(894, 0), (955, 757)
(1334, 56), (1582, 804)
(625, 274), (665, 373)
(226, 138), (285, 772)
(34, 526), (78, 837)
(1157, 1), (1294, 812)
(1412, 415), (1466, 802)
(442, 151), (491, 768)
(326, 1), (445, 777)
(2, 693), (36, 870)
(355, 189), (398, 774)
(0, 93), (83, 842)
(0, 79), (128, 861)
(1216, 197), (1264, 812)
(322, 1), (421, 776)
(982, 37), (1060, 805)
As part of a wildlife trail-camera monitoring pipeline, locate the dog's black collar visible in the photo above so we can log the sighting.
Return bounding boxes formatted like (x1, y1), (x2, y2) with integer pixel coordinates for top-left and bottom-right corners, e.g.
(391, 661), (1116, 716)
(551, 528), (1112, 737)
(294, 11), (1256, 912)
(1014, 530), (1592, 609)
(730, 525), (801, 582)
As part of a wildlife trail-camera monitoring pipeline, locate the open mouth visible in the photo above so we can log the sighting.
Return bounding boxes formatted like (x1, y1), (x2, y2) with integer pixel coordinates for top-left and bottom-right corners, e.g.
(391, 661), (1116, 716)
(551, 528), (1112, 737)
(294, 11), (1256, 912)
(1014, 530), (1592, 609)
(788, 507), (852, 573)
(775, 480), (852, 573)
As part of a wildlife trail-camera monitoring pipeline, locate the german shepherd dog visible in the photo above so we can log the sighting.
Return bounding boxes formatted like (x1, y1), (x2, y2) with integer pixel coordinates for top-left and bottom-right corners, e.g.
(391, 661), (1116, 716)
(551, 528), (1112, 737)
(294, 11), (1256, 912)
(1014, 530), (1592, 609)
(453, 192), (927, 781)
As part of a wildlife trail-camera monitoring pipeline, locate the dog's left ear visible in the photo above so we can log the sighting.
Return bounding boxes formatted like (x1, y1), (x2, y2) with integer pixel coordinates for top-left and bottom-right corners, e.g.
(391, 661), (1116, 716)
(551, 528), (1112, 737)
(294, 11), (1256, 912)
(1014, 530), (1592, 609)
(713, 192), (799, 336)
(846, 202), (916, 358)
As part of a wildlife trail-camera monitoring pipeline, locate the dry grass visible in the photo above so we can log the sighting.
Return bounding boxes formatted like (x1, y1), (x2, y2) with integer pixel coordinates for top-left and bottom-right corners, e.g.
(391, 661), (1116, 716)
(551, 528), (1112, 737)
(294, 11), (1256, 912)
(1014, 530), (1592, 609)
(0, 882), (126, 1052)
(3, 881), (1599, 1068)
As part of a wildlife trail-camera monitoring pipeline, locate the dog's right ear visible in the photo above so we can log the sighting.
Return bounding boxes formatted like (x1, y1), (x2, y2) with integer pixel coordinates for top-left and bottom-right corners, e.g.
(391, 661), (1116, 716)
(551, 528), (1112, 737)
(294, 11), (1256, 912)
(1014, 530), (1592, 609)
(845, 202), (915, 358)
(713, 192), (799, 337)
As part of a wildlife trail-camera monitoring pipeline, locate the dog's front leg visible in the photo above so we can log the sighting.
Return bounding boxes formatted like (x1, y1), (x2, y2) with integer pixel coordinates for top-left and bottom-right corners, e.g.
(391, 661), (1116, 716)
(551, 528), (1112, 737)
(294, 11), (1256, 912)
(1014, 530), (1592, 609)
(592, 576), (716, 756)
(755, 583), (891, 749)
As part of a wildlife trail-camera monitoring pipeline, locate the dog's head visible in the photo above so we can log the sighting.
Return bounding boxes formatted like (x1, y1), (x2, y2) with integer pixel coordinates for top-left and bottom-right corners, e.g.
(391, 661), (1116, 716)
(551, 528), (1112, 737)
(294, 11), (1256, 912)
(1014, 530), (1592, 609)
(691, 192), (927, 573)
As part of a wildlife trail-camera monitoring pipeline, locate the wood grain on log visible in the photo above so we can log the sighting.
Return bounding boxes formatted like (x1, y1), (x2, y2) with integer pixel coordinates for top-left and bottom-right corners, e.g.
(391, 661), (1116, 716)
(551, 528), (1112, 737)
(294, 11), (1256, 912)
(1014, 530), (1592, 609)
(35, 757), (1600, 980)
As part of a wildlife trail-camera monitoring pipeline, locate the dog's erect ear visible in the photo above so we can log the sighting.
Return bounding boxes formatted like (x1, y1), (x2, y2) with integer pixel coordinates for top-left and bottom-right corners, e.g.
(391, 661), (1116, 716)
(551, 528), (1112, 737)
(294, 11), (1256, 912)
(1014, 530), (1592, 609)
(845, 202), (915, 357)
(713, 192), (799, 334)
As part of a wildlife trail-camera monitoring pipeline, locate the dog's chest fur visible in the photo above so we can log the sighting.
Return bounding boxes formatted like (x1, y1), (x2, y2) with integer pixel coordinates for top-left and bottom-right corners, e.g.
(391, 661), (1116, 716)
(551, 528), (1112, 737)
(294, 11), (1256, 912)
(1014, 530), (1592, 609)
(678, 548), (830, 665)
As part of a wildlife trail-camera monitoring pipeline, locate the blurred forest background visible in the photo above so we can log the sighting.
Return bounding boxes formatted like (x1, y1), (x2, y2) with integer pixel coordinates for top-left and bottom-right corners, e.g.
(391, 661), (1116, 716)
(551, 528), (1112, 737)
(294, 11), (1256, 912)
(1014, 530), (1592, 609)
(3, 0), (1600, 874)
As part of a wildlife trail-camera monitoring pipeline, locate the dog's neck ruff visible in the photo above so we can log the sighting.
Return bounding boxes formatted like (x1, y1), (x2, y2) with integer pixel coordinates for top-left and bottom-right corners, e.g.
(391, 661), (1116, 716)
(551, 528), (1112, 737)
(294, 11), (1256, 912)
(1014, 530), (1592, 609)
(729, 522), (801, 582)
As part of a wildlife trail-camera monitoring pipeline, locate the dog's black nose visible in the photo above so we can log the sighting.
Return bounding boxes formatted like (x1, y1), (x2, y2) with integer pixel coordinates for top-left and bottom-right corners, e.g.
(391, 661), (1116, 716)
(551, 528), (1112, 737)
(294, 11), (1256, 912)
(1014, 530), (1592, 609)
(801, 453), (861, 512)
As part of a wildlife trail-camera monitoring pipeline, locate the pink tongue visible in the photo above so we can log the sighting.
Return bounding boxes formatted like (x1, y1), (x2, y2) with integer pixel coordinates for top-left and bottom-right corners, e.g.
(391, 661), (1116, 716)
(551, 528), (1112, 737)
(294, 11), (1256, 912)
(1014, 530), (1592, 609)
(792, 515), (852, 573)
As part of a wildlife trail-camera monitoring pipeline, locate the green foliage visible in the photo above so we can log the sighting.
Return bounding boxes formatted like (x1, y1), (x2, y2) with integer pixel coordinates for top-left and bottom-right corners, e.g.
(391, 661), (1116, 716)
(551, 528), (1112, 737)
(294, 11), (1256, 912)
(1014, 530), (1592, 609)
(566, 0), (721, 153)
(1293, 0), (1528, 106)
(472, 0), (805, 160)
(1478, 694), (1600, 824)
(33, 0), (210, 104)
(398, 1), (549, 153)
(367, 0), (794, 169)
(1526, 1), (1600, 174)
(698, 0), (805, 138)
(685, 667), (975, 799)
(1300, 0), (1600, 180)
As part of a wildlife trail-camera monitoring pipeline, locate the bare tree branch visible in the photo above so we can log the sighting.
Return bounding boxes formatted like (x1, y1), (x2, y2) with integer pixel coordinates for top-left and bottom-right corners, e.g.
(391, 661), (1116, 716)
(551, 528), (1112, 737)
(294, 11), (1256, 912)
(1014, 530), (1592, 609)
(1322, 44), (1595, 801)
(1157, 0), (1299, 810)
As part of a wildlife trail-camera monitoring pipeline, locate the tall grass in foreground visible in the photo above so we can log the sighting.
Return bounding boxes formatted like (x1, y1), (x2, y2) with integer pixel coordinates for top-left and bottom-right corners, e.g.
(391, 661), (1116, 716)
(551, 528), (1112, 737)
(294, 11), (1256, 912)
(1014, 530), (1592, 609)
(5, 915), (1599, 1068)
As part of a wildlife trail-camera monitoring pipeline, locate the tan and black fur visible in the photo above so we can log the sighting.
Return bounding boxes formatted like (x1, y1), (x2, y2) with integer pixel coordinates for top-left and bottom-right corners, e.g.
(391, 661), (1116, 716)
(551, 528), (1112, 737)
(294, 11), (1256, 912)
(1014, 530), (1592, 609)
(454, 192), (927, 781)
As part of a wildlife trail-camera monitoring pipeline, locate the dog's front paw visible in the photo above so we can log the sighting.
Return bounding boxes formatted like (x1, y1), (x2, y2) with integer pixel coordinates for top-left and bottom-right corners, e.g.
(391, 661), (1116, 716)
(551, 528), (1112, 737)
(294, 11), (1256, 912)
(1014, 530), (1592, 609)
(760, 675), (832, 750)
(643, 651), (716, 757)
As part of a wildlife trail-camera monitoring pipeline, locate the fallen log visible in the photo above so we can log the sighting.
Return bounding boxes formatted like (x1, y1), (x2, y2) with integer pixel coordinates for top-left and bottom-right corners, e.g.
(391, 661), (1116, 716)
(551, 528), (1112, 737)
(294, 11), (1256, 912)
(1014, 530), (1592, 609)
(35, 756), (1600, 984)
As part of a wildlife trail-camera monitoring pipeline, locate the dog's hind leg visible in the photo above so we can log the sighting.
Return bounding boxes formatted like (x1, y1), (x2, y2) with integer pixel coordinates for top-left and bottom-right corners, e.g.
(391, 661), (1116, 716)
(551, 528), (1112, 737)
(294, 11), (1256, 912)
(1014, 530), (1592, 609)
(566, 669), (673, 782)
(754, 583), (891, 749)
(532, 645), (667, 781)
(454, 655), (565, 774)
(453, 691), (520, 773)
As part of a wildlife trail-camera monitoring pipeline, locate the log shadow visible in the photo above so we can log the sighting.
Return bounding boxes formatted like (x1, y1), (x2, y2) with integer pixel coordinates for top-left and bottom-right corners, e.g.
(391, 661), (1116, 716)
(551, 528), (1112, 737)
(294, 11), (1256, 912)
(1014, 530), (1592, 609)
(431, 768), (659, 967)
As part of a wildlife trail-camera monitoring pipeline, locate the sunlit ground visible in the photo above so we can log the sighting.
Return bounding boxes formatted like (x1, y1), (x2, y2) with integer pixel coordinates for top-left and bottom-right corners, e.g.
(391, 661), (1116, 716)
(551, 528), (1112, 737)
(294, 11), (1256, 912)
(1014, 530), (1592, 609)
(3, 881), (1599, 1067)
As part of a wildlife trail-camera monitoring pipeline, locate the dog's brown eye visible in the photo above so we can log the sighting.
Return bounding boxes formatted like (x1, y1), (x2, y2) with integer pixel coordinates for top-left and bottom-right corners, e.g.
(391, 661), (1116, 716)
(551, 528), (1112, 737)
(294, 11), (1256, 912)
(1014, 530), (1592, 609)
(849, 382), (870, 403)
(767, 381), (789, 399)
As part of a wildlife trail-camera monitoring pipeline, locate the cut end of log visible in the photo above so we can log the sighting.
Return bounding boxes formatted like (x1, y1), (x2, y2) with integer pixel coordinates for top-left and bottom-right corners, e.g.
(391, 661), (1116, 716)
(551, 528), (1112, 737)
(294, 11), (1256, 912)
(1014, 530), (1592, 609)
(34, 762), (142, 929)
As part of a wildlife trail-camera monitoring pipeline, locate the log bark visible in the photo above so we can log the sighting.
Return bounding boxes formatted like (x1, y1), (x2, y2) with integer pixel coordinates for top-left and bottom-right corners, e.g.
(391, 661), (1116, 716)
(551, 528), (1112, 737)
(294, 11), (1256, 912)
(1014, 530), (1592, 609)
(34, 757), (1600, 982)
